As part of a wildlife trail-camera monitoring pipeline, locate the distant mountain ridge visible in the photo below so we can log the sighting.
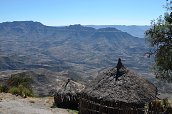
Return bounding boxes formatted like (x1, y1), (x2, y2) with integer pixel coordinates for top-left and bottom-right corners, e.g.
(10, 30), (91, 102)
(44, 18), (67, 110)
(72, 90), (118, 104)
(0, 21), (152, 80)
(86, 25), (150, 38)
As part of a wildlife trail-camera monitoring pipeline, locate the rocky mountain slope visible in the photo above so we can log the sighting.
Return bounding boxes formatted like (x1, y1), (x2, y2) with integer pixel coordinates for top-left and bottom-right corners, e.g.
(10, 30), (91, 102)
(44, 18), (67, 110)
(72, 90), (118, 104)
(0, 21), (152, 80)
(0, 21), (172, 95)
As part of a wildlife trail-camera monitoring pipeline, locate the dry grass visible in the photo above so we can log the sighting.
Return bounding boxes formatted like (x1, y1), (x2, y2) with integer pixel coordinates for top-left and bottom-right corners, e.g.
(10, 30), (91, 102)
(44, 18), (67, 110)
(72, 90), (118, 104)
(26, 96), (54, 107)
(169, 99), (172, 107)
(67, 109), (78, 114)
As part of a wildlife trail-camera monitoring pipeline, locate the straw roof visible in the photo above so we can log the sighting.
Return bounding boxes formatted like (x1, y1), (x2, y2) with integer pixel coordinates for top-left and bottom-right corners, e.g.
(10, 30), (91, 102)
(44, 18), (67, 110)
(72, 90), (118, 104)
(55, 79), (85, 99)
(54, 79), (85, 109)
(82, 62), (157, 105)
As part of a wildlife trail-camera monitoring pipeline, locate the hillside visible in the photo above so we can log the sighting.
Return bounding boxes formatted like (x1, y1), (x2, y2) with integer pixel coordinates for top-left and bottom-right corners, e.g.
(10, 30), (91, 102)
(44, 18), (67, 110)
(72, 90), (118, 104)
(0, 21), (152, 80)
(0, 69), (78, 96)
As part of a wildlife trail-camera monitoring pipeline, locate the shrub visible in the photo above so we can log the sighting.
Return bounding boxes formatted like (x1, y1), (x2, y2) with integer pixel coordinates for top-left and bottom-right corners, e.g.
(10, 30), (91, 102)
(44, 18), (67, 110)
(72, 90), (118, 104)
(4, 72), (34, 97)
(8, 85), (34, 97)
(0, 84), (8, 93)
(147, 98), (172, 113)
(18, 84), (34, 97)
(7, 73), (32, 88)
(8, 86), (21, 95)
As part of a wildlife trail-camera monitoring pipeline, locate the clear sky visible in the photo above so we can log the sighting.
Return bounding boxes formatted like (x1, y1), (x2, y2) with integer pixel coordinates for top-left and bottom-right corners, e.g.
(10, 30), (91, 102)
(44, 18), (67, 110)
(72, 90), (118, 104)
(0, 0), (166, 26)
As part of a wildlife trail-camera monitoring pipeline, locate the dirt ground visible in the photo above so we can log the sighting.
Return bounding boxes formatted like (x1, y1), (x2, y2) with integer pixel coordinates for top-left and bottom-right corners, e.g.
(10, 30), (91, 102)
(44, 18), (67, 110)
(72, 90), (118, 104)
(0, 93), (71, 114)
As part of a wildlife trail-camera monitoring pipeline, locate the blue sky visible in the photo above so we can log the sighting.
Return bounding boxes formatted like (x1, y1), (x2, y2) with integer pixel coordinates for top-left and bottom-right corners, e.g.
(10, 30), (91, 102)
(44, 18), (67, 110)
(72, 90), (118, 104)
(0, 0), (166, 26)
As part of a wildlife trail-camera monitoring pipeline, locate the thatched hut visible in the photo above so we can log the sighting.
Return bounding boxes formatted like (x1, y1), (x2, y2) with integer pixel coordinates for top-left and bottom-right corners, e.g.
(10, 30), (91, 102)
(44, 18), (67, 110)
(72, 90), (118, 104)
(79, 59), (157, 114)
(54, 79), (85, 110)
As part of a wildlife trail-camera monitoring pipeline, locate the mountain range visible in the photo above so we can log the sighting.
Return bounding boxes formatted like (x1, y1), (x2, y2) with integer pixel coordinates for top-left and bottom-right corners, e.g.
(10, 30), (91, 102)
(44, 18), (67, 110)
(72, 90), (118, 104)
(0, 21), (152, 81)
(86, 25), (150, 38)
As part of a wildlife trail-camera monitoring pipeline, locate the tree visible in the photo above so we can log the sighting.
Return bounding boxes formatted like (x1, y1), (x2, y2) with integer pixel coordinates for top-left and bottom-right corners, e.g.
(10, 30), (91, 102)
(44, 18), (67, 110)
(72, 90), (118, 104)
(145, 0), (172, 82)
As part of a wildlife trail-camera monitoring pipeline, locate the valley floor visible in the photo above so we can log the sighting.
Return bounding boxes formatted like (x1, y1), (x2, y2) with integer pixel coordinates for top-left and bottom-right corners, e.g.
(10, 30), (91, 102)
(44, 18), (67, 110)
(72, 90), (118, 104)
(0, 93), (70, 114)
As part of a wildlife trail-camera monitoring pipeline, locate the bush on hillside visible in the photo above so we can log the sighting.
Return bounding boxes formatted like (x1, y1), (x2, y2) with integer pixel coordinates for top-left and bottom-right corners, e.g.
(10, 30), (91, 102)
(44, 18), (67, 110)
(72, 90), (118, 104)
(7, 73), (32, 87)
(8, 85), (33, 97)
(0, 84), (8, 93)
(8, 86), (20, 95)
(0, 72), (34, 97)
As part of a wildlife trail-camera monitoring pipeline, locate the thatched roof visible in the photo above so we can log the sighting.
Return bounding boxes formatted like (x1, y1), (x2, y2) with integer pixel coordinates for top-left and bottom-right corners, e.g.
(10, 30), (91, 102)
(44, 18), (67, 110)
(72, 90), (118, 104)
(82, 60), (157, 105)
(55, 79), (85, 97)
(54, 79), (85, 109)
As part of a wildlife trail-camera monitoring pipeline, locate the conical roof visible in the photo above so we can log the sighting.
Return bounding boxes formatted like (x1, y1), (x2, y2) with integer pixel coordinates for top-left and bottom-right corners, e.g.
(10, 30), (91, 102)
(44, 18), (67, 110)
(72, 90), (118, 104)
(82, 59), (157, 105)
(57, 79), (85, 96)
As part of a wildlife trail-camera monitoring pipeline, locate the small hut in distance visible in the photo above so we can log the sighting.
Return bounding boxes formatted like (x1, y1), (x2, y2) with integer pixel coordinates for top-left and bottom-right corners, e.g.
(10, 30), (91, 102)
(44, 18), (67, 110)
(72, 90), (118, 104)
(79, 58), (157, 114)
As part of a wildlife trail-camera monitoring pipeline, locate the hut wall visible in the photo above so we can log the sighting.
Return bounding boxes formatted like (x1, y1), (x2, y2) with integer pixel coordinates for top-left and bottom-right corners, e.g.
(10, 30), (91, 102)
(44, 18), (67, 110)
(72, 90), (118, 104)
(79, 97), (166, 114)
(54, 93), (79, 110)
(79, 97), (145, 114)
